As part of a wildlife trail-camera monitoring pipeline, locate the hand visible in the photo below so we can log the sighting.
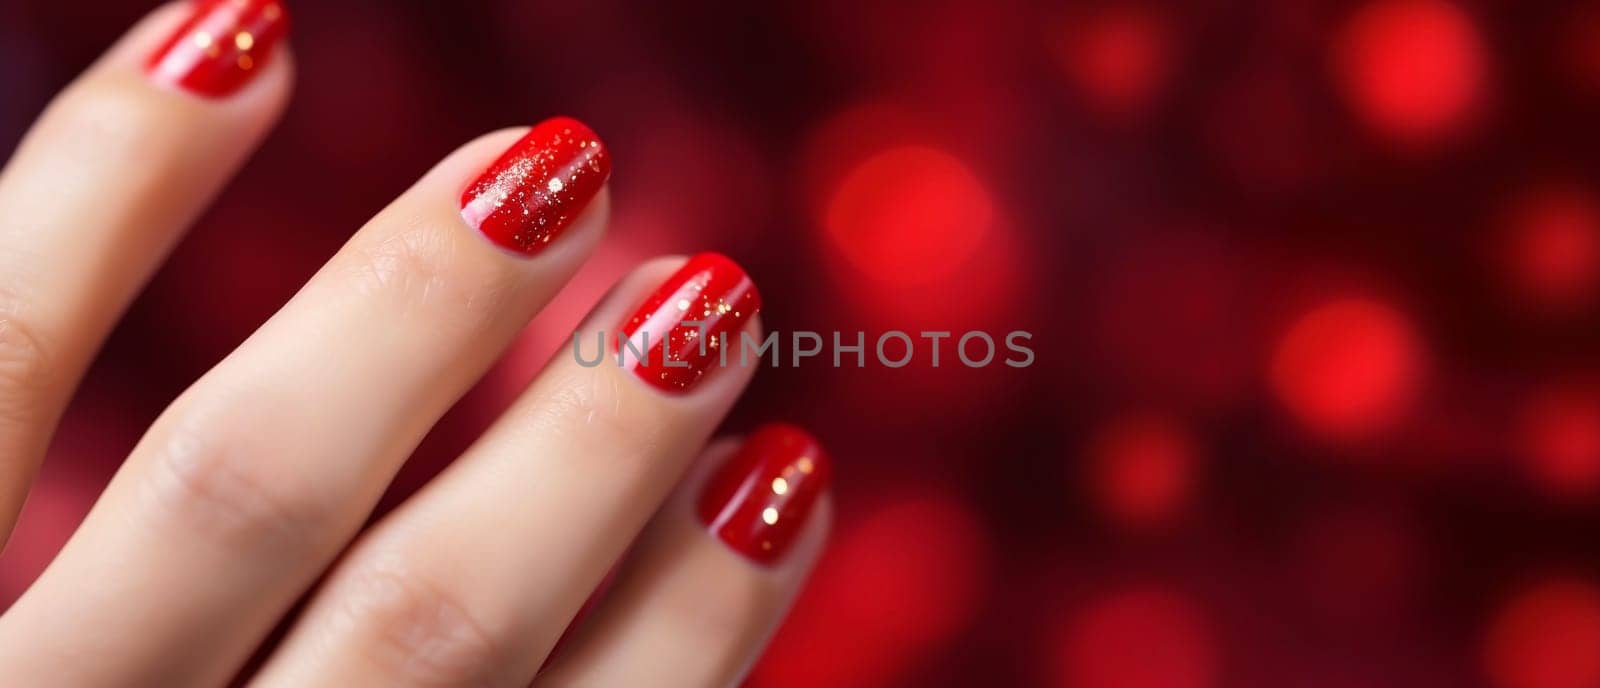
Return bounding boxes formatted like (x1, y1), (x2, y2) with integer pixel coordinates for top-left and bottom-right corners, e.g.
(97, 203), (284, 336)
(0, 2), (831, 686)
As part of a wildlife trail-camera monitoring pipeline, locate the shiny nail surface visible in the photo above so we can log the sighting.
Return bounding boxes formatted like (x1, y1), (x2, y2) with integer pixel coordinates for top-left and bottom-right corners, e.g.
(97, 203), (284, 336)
(618, 253), (761, 393)
(147, 0), (289, 97)
(699, 424), (831, 564)
(460, 117), (611, 256)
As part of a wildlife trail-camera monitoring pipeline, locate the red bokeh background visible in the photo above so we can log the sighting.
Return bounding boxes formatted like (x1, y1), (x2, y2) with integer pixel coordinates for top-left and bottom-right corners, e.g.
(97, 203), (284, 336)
(6, 0), (1600, 685)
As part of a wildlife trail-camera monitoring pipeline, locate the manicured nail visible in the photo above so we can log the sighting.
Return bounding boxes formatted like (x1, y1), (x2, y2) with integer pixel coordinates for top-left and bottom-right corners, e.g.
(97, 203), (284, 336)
(147, 0), (289, 98)
(460, 117), (611, 256)
(618, 253), (761, 393)
(699, 424), (832, 564)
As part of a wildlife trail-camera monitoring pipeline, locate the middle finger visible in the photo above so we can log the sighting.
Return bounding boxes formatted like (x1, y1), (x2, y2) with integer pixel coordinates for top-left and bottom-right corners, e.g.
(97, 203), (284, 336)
(253, 254), (763, 686)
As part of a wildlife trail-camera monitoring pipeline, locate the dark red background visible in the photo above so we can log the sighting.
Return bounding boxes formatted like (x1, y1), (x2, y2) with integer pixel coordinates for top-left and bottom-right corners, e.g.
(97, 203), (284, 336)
(7, 0), (1600, 686)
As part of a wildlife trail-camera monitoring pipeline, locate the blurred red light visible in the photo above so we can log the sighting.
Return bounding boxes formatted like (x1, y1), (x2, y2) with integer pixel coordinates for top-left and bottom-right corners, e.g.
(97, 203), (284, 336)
(1499, 184), (1600, 315)
(1054, 5), (1173, 119)
(1485, 577), (1600, 688)
(1516, 385), (1600, 501)
(1332, 0), (1487, 146)
(824, 146), (993, 287)
(1270, 298), (1425, 442)
(1053, 585), (1220, 688)
(1086, 413), (1198, 531)
(750, 492), (990, 687)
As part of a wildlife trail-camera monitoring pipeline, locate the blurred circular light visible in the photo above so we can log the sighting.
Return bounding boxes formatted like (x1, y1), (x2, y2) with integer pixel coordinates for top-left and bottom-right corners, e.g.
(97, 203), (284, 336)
(1517, 386), (1600, 502)
(1086, 414), (1198, 531)
(1332, 0), (1487, 146)
(1055, 585), (1220, 688)
(1055, 5), (1173, 119)
(824, 146), (993, 287)
(1485, 577), (1600, 688)
(1500, 185), (1600, 315)
(1270, 298), (1425, 442)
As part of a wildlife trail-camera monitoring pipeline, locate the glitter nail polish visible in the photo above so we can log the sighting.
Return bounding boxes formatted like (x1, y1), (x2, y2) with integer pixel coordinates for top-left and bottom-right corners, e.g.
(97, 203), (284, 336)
(147, 0), (289, 98)
(460, 117), (611, 256)
(699, 423), (831, 564)
(617, 253), (761, 393)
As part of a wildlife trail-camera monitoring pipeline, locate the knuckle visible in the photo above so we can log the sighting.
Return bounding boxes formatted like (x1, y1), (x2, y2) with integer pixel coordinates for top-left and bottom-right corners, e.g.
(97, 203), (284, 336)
(341, 220), (519, 330)
(142, 414), (335, 549)
(0, 295), (58, 427)
(336, 559), (504, 685)
(671, 584), (765, 640)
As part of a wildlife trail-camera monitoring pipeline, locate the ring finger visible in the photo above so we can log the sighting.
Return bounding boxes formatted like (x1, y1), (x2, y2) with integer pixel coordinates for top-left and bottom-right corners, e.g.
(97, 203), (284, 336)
(537, 427), (833, 687)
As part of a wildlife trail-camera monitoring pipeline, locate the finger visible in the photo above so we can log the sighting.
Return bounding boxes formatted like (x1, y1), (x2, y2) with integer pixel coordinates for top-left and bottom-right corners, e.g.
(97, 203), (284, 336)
(0, 119), (612, 686)
(537, 425), (833, 688)
(251, 253), (764, 687)
(0, 0), (291, 544)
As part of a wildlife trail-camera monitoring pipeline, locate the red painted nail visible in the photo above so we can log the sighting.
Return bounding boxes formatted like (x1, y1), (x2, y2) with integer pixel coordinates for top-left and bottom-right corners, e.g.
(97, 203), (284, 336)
(618, 253), (761, 393)
(147, 0), (289, 98)
(699, 423), (832, 564)
(460, 117), (611, 256)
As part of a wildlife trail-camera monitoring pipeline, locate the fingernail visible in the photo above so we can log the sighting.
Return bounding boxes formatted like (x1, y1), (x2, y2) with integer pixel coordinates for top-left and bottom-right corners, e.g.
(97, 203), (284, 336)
(147, 0), (289, 98)
(618, 253), (761, 393)
(460, 117), (611, 256)
(699, 424), (831, 564)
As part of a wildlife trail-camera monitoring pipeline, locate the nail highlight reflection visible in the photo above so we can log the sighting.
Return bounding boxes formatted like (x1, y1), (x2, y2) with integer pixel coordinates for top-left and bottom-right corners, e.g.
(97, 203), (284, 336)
(460, 117), (611, 256)
(617, 253), (761, 393)
(147, 0), (289, 98)
(699, 423), (832, 564)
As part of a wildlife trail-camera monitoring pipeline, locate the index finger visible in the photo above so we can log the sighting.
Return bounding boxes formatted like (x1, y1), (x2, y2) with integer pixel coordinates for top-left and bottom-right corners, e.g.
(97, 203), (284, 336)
(0, 0), (293, 544)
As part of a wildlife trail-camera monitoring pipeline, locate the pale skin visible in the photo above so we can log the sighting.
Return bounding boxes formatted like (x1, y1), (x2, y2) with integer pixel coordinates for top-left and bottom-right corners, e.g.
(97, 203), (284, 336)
(0, 5), (829, 686)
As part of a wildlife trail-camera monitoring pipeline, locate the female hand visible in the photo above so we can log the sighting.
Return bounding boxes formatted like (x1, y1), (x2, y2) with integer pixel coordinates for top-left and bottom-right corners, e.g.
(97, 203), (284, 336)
(0, 2), (831, 685)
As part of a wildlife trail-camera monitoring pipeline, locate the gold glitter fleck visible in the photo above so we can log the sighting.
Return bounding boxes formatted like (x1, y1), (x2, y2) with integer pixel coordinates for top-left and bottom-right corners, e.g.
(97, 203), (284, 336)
(797, 457), (815, 474)
(193, 31), (214, 49)
(761, 507), (780, 525)
(547, 178), (564, 193)
(676, 299), (691, 311)
(772, 477), (789, 495)
(237, 54), (254, 70)
(235, 31), (254, 51)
